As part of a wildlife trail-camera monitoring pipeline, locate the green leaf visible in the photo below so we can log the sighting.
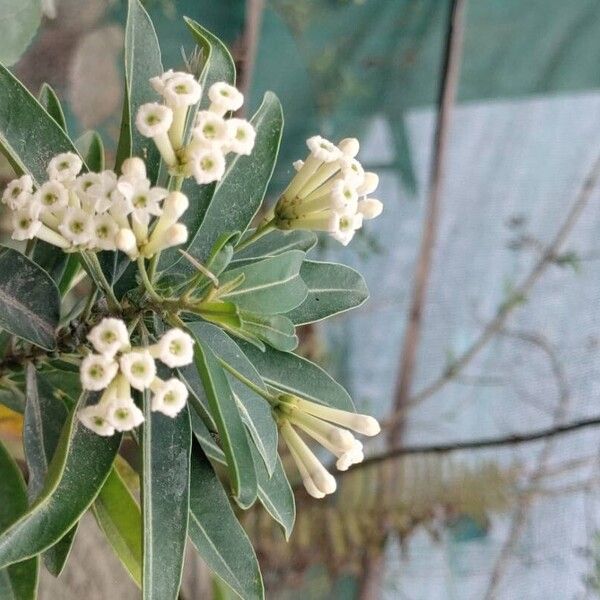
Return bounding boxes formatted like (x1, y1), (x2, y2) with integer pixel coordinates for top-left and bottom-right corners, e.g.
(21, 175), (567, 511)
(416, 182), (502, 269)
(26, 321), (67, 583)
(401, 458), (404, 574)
(188, 444), (264, 600)
(232, 229), (317, 264)
(0, 246), (60, 350)
(57, 255), (81, 296)
(141, 400), (190, 600)
(43, 526), (77, 578)
(75, 131), (105, 172)
(239, 343), (355, 411)
(93, 466), (142, 588)
(38, 83), (67, 132)
(0, 438), (38, 600)
(0, 63), (84, 184)
(186, 322), (277, 475)
(286, 260), (369, 325)
(239, 312), (298, 352)
(0, 394), (121, 569)
(170, 92), (283, 274)
(0, 0), (41, 66)
(191, 336), (257, 509)
(219, 251), (307, 314)
(115, 0), (163, 179)
(190, 413), (294, 540)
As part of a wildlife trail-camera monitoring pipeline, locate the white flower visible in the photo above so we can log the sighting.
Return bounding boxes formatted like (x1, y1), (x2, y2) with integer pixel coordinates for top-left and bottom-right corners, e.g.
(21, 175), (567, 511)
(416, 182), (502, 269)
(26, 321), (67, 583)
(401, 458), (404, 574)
(338, 137), (359, 157)
(115, 228), (139, 258)
(78, 404), (115, 436)
(192, 111), (230, 147)
(306, 135), (342, 163)
(105, 398), (144, 431)
(162, 73), (202, 107)
(32, 180), (69, 213)
(58, 207), (94, 246)
(141, 222), (188, 257)
(136, 102), (173, 137)
(92, 214), (120, 250)
(120, 157), (147, 181)
(340, 157), (365, 187)
(118, 179), (166, 225)
(357, 171), (379, 196)
(119, 350), (157, 391)
(151, 378), (188, 417)
(189, 147), (226, 184)
(293, 160), (304, 172)
(331, 212), (363, 246)
(330, 179), (358, 213)
(2, 174), (33, 210)
(150, 328), (194, 368)
(47, 152), (83, 182)
(295, 398), (381, 436)
(80, 353), (119, 391)
(149, 69), (176, 95)
(207, 82), (244, 114)
(11, 205), (41, 241)
(224, 118), (256, 155)
(87, 318), (130, 357)
(358, 198), (383, 220)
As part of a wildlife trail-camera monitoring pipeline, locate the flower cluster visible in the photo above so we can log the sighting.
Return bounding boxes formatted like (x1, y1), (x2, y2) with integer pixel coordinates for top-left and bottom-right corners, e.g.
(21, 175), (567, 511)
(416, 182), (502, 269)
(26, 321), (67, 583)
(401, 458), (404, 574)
(273, 136), (383, 245)
(275, 394), (380, 498)
(1, 155), (189, 258)
(78, 318), (195, 436)
(136, 71), (255, 185)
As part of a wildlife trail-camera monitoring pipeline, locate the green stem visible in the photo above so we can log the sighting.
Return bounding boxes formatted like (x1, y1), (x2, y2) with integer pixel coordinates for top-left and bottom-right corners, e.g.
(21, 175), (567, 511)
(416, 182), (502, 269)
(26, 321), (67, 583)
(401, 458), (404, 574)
(86, 252), (120, 312)
(218, 359), (276, 404)
(233, 220), (276, 254)
(82, 287), (98, 322)
(137, 256), (163, 304)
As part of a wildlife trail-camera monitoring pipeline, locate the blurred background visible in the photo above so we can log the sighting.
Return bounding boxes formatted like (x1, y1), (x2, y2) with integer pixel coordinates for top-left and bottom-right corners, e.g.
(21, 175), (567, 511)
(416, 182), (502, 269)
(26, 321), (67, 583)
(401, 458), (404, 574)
(3, 0), (600, 598)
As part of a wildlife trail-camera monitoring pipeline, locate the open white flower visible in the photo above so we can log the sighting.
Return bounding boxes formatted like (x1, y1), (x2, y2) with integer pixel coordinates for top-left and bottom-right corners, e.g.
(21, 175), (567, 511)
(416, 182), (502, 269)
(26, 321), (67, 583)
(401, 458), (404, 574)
(192, 111), (230, 147)
(32, 180), (69, 214)
(119, 350), (157, 391)
(150, 328), (194, 368)
(47, 152), (83, 182)
(151, 377), (188, 417)
(2, 174), (33, 210)
(87, 317), (130, 357)
(149, 69), (176, 95)
(162, 73), (202, 107)
(92, 214), (120, 250)
(224, 118), (256, 155)
(80, 353), (119, 391)
(105, 397), (144, 432)
(136, 103), (177, 166)
(11, 205), (42, 241)
(331, 212), (363, 247)
(189, 147), (226, 184)
(207, 81), (244, 115)
(78, 404), (115, 436)
(58, 207), (94, 246)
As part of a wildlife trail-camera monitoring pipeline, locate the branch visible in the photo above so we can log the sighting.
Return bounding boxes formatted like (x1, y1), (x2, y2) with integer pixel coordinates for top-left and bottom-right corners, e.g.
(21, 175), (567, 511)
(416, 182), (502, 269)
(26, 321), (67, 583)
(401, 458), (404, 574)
(388, 0), (468, 445)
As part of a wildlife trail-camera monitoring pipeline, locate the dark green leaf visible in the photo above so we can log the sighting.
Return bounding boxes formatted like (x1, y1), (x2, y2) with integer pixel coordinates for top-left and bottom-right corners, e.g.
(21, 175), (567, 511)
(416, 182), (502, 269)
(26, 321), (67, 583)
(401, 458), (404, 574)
(38, 83), (66, 132)
(43, 526), (77, 578)
(0, 395), (121, 569)
(141, 399), (190, 600)
(0, 246), (60, 350)
(287, 260), (369, 325)
(75, 131), (105, 172)
(0, 438), (38, 600)
(93, 465), (142, 588)
(188, 445), (264, 600)
(0, 63), (84, 183)
(191, 336), (257, 508)
(239, 343), (355, 411)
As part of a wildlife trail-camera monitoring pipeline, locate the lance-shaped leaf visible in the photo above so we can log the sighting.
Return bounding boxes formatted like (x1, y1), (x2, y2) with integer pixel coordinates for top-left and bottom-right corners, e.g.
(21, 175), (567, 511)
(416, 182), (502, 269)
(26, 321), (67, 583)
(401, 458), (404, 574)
(0, 438), (38, 600)
(286, 260), (369, 325)
(219, 251), (307, 314)
(38, 83), (67, 132)
(0, 63), (83, 183)
(93, 465), (142, 588)
(188, 444), (264, 600)
(232, 229), (317, 264)
(190, 413), (294, 539)
(170, 92), (283, 274)
(239, 343), (355, 411)
(239, 312), (298, 352)
(75, 130), (105, 171)
(115, 0), (163, 178)
(192, 336), (257, 508)
(141, 400), (191, 600)
(0, 395), (121, 569)
(0, 247), (60, 350)
(186, 322), (277, 475)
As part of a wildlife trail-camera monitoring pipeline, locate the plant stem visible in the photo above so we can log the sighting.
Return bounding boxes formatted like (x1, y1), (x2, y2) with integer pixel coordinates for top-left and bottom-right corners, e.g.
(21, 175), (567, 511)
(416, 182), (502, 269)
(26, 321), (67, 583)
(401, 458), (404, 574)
(82, 288), (98, 322)
(86, 252), (121, 312)
(137, 256), (163, 304)
(233, 220), (276, 254)
(217, 358), (275, 403)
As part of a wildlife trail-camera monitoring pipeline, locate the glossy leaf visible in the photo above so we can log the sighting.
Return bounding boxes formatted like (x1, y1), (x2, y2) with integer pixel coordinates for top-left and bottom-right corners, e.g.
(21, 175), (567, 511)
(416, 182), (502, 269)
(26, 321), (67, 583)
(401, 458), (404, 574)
(191, 336), (257, 508)
(115, 0), (163, 179)
(93, 466), (142, 587)
(232, 229), (317, 264)
(171, 92), (283, 274)
(188, 444), (264, 600)
(220, 251), (307, 314)
(0, 439), (38, 600)
(286, 260), (369, 325)
(141, 400), (190, 600)
(239, 343), (355, 411)
(186, 322), (277, 475)
(0, 395), (121, 569)
(0, 63), (84, 183)
(38, 83), (67, 132)
(0, 246), (60, 350)
(75, 130), (105, 172)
